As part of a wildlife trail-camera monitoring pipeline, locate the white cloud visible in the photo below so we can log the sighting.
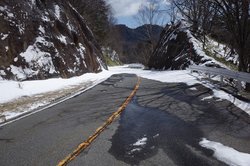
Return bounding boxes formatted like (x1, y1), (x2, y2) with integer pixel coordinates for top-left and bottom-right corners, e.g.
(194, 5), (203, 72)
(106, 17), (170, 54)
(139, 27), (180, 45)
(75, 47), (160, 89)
(107, 0), (145, 17)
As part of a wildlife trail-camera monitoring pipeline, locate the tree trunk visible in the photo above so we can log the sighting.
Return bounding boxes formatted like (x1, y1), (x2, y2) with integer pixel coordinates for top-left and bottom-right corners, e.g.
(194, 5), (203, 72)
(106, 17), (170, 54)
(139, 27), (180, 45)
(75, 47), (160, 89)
(237, 47), (250, 92)
(245, 83), (250, 92)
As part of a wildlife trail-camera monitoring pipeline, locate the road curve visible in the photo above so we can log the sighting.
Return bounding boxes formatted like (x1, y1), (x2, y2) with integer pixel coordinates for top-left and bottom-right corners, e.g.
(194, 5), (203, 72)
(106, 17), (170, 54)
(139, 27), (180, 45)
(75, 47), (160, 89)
(0, 74), (249, 166)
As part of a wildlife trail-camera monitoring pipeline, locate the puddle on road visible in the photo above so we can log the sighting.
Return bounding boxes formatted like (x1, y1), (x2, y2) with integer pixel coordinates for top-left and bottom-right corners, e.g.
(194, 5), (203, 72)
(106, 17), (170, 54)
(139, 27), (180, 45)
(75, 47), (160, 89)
(108, 97), (221, 166)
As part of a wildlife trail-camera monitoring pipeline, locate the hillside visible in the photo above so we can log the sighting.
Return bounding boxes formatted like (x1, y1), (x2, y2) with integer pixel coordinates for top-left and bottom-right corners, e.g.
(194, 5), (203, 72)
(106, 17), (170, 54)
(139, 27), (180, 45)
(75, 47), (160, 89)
(148, 22), (237, 70)
(0, 0), (107, 81)
(111, 24), (163, 64)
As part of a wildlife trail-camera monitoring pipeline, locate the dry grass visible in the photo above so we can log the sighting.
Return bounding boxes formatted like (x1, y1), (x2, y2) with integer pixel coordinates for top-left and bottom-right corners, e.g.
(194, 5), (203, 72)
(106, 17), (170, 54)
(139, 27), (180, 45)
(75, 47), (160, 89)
(0, 81), (93, 122)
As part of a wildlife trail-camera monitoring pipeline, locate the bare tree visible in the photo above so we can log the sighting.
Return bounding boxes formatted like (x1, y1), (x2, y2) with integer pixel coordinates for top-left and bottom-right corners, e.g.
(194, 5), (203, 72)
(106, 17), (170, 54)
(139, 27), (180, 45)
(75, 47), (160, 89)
(68, 0), (112, 45)
(211, 0), (250, 90)
(172, 0), (217, 34)
(166, 0), (178, 24)
(134, 0), (165, 63)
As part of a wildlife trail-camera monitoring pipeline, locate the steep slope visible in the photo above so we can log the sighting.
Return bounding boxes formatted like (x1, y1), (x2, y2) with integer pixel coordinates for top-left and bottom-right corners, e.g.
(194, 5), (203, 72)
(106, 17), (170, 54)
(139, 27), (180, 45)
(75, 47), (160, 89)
(148, 22), (225, 70)
(0, 0), (107, 81)
(111, 24), (163, 63)
(102, 47), (122, 66)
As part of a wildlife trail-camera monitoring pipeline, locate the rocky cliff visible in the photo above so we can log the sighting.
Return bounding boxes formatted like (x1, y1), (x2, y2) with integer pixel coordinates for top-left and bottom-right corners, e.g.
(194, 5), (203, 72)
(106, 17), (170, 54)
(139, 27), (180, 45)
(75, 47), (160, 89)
(0, 0), (107, 80)
(148, 22), (222, 70)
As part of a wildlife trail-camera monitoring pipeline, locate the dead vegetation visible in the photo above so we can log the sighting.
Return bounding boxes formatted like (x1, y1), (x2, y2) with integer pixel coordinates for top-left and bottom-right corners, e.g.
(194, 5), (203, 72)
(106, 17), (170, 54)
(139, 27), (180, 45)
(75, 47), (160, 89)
(0, 81), (93, 123)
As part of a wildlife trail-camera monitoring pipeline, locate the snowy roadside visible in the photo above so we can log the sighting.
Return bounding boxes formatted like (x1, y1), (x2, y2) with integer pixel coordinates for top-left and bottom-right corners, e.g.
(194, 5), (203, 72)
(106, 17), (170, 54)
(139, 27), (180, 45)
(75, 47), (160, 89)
(0, 70), (112, 123)
(1, 65), (250, 123)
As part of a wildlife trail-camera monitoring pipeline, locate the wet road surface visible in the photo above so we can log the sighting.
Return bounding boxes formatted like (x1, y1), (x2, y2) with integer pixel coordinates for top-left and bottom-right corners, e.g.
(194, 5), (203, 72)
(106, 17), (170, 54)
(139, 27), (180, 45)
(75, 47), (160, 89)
(0, 74), (250, 166)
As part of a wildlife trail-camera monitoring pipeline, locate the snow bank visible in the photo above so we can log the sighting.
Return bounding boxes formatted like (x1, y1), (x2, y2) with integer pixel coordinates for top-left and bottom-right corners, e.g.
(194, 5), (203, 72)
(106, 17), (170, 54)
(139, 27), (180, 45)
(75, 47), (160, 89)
(0, 70), (112, 104)
(1, 65), (250, 123)
(109, 65), (200, 86)
(200, 138), (250, 166)
(201, 81), (250, 115)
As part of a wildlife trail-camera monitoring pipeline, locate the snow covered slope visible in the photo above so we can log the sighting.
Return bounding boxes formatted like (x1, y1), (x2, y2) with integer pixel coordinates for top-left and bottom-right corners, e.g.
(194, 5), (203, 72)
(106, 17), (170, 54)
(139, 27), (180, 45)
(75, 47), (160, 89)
(0, 0), (107, 81)
(148, 21), (227, 70)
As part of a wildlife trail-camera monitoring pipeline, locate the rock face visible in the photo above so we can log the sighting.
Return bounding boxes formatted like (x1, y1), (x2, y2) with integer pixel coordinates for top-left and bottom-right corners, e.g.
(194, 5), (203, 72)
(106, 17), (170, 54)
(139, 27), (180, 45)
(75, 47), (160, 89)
(148, 22), (218, 70)
(0, 0), (107, 80)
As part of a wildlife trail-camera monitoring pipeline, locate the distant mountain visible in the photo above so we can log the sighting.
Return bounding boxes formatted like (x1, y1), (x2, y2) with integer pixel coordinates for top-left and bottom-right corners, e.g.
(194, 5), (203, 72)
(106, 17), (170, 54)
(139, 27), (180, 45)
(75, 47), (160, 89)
(0, 0), (106, 81)
(111, 24), (163, 64)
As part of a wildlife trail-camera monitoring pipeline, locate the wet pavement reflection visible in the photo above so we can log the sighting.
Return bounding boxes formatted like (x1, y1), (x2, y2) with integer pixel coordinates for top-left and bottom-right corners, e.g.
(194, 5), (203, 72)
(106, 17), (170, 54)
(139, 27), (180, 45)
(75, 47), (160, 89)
(109, 97), (226, 166)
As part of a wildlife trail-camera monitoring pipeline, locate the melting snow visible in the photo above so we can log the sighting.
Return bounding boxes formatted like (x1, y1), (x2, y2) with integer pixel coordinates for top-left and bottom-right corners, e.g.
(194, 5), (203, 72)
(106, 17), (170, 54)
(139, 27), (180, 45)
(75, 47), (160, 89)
(17, 36), (56, 79)
(200, 138), (250, 166)
(189, 87), (197, 91)
(0, 70), (6, 76)
(133, 137), (147, 146)
(201, 96), (213, 101)
(67, 21), (75, 32)
(57, 35), (67, 45)
(41, 13), (50, 22)
(38, 26), (45, 34)
(1, 65), (250, 123)
(0, 6), (7, 12)
(185, 30), (228, 69)
(54, 5), (61, 20)
(201, 81), (250, 115)
(1, 33), (8, 40)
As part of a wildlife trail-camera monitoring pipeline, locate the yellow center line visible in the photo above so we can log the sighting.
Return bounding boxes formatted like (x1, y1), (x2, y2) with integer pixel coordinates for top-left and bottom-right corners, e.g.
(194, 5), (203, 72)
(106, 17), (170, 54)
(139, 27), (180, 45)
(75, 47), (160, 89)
(57, 77), (142, 166)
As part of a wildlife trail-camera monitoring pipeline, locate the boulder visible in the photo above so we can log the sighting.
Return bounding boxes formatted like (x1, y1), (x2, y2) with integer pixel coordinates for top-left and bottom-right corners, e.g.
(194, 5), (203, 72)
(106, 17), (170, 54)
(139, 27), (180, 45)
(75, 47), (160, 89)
(148, 22), (216, 70)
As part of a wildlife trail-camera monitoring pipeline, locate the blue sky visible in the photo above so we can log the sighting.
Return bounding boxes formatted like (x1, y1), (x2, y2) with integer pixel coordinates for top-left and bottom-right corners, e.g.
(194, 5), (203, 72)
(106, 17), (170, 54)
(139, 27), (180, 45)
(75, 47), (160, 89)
(116, 16), (138, 28)
(106, 0), (170, 28)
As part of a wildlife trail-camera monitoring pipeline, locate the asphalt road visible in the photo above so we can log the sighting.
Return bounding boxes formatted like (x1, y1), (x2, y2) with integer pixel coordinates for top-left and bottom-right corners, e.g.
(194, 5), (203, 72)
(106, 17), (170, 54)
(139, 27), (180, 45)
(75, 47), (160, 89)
(0, 74), (250, 166)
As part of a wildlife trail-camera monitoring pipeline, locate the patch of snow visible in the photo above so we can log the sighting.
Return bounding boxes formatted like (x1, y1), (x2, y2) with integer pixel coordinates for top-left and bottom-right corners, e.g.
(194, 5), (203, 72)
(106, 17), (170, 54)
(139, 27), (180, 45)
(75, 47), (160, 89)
(189, 87), (197, 91)
(201, 81), (250, 115)
(10, 65), (35, 80)
(133, 137), (147, 146)
(201, 96), (213, 101)
(5, 46), (9, 51)
(200, 138), (250, 166)
(18, 36), (56, 79)
(0, 70), (112, 104)
(77, 43), (85, 56)
(67, 21), (75, 32)
(1, 33), (8, 40)
(0, 70), (6, 76)
(1, 66), (250, 123)
(0, 6), (7, 12)
(170, 33), (177, 41)
(7, 12), (14, 18)
(153, 134), (160, 138)
(41, 15), (50, 22)
(57, 35), (67, 45)
(14, 57), (18, 62)
(38, 26), (45, 34)
(54, 5), (61, 20)
(130, 148), (142, 152)
(206, 37), (238, 64)
(16, 24), (25, 34)
(2, 100), (49, 120)
(185, 30), (228, 69)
